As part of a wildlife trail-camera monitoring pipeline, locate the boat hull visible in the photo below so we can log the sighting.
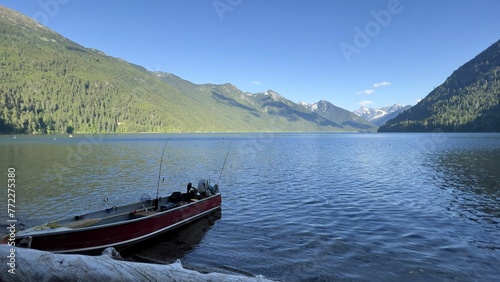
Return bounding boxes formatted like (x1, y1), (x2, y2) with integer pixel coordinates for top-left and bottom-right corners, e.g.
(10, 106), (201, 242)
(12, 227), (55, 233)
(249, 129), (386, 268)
(12, 194), (221, 254)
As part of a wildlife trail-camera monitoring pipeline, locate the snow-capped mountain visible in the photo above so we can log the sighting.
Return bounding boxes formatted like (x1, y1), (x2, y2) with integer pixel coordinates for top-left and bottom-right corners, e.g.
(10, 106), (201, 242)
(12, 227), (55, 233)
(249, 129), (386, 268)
(299, 100), (377, 131)
(353, 104), (412, 126)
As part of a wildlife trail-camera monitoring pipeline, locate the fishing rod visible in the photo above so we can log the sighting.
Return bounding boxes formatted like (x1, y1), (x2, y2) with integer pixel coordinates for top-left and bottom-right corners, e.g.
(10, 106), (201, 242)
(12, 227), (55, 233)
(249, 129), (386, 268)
(217, 140), (232, 186)
(156, 138), (172, 202)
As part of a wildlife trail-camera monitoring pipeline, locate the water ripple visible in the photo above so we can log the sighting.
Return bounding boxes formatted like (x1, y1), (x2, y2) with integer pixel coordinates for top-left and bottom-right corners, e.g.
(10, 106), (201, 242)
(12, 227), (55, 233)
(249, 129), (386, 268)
(1, 133), (500, 281)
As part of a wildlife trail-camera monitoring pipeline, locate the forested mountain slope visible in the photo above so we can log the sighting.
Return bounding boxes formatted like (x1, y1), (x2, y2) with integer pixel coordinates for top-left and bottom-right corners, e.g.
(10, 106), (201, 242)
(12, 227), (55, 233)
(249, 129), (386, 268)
(379, 39), (500, 132)
(0, 6), (376, 134)
(0, 6), (230, 134)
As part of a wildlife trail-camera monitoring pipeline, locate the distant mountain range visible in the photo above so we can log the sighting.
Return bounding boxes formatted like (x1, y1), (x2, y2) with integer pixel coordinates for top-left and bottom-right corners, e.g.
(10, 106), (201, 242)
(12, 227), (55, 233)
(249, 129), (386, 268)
(353, 104), (412, 126)
(0, 6), (377, 134)
(2, 5), (497, 134)
(379, 39), (500, 132)
(156, 73), (377, 132)
(300, 100), (376, 130)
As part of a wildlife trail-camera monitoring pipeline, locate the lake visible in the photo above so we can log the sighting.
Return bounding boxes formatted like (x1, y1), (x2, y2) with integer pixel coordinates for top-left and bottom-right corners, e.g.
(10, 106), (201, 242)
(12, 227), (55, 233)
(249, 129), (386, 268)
(1, 133), (499, 281)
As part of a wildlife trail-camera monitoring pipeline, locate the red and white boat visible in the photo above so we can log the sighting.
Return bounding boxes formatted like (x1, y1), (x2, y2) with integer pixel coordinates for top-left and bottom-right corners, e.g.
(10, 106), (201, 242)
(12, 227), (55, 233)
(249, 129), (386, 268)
(2, 180), (221, 254)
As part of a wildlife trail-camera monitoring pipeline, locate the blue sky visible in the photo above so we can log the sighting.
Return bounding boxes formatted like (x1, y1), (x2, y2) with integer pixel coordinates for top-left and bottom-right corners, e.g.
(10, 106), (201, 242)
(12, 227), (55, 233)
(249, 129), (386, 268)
(2, 0), (500, 111)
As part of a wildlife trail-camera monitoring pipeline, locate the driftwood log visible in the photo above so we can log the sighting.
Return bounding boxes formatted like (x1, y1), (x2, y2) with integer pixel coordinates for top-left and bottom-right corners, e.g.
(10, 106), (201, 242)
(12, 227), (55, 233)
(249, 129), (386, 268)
(0, 245), (273, 282)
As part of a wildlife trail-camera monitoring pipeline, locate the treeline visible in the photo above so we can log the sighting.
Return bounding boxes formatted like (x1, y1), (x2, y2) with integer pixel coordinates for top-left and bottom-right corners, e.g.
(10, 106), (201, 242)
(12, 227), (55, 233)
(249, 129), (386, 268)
(379, 40), (500, 132)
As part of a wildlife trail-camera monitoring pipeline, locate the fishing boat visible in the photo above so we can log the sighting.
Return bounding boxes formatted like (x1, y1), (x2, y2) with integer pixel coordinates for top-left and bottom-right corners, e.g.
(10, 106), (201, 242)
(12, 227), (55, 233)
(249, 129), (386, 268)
(2, 180), (221, 254)
(3, 140), (231, 254)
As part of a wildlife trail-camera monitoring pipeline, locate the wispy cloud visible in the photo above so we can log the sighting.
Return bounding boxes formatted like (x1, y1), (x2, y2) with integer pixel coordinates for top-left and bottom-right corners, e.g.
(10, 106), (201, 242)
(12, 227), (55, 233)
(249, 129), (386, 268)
(356, 81), (391, 96)
(359, 100), (373, 106)
(356, 89), (375, 95)
(250, 81), (261, 85)
(373, 81), (391, 88)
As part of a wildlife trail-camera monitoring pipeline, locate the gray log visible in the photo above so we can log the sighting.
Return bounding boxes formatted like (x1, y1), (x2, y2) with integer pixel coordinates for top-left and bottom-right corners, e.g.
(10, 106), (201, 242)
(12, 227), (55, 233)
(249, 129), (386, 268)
(0, 245), (273, 282)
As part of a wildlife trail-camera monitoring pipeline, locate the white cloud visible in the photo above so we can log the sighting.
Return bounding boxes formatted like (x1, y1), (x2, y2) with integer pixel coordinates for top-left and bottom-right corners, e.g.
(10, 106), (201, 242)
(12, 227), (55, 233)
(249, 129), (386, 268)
(356, 89), (375, 95)
(416, 98), (422, 103)
(356, 81), (390, 96)
(250, 81), (260, 85)
(373, 81), (391, 88)
(359, 100), (373, 106)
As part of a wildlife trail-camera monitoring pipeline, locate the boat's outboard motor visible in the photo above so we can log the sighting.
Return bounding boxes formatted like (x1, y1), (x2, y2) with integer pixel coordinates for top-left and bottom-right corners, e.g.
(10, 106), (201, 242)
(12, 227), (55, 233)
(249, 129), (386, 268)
(197, 179), (210, 196)
(198, 179), (219, 196)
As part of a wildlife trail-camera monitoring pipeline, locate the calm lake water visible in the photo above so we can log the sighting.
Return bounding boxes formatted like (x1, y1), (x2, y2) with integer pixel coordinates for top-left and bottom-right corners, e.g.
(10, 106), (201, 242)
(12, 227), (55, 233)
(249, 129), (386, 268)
(1, 133), (499, 281)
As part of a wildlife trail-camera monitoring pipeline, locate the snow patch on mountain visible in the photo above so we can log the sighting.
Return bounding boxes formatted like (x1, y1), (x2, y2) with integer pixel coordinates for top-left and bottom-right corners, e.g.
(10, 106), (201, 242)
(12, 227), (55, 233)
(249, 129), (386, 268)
(265, 90), (285, 102)
(353, 104), (411, 126)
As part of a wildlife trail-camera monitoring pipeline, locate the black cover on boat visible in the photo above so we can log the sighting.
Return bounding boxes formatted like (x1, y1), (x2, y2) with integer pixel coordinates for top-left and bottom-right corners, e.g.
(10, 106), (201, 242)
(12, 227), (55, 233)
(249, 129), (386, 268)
(170, 192), (183, 204)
